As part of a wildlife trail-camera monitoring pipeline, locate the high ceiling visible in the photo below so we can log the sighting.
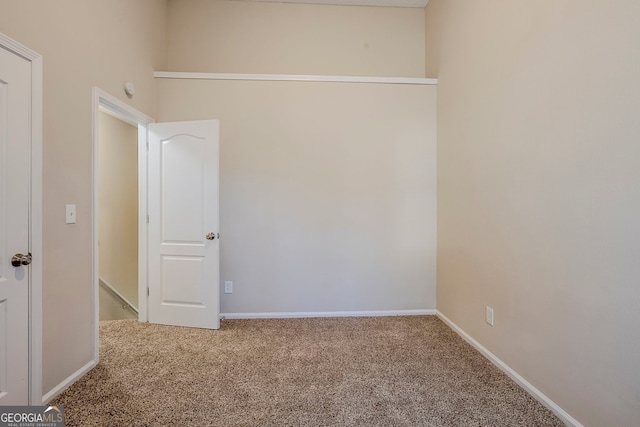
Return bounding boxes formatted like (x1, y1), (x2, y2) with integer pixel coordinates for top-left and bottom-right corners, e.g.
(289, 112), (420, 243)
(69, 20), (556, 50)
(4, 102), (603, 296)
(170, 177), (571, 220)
(233, 0), (429, 7)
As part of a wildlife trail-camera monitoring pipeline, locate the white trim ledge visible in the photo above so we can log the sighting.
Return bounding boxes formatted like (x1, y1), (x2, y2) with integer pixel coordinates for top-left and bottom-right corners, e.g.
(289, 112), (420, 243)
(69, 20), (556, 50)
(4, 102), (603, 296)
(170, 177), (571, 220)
(221, 309), (435, 319)
(41, 359), (97, 405)
(154, 72), (437, 86)
(436, 311), (583, 427)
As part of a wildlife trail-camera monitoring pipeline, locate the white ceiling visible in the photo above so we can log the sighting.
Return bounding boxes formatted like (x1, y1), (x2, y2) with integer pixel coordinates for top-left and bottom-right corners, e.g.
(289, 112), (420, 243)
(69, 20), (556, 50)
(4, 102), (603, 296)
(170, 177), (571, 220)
(234, 0), (429, 8)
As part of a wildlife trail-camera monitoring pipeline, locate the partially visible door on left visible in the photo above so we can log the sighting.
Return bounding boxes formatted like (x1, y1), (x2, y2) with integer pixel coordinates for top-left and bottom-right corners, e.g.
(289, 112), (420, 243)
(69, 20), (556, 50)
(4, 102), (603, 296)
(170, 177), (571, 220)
(0, 45), (31, 405)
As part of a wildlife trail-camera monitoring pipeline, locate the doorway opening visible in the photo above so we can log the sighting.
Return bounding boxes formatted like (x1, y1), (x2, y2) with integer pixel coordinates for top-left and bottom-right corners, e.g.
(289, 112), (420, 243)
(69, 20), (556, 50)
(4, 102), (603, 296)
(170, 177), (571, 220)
(98, 110), (139, 320)
(92, 88), (153, 359)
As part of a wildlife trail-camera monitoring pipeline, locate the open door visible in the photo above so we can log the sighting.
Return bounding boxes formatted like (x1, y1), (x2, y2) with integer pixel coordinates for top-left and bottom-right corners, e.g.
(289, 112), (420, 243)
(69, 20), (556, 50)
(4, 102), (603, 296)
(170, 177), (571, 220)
(147, 120), (220, 329)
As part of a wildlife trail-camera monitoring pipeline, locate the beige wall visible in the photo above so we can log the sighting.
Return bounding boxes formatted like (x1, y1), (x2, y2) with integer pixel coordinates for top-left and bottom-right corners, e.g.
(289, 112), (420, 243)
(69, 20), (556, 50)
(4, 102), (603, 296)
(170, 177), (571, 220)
(98, 112), (138, 308)
(156, 78), (437, 313)
(0, 0), (167, 397)
(166, 0), (425, 77)
(424, 0), (441, 78)
(427, 0), (640, 425)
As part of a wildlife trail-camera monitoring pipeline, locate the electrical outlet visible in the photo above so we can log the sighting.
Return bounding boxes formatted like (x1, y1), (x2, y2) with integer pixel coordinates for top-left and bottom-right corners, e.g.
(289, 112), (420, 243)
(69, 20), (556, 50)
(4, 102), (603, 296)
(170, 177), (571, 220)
(224, 281), (233, 294)
(486, 306), (494, 326)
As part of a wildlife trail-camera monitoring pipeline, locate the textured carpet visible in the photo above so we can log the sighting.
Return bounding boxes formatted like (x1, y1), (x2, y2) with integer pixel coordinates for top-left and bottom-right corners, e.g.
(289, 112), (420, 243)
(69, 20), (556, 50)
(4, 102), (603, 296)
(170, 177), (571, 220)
(52, 316), (563, 426)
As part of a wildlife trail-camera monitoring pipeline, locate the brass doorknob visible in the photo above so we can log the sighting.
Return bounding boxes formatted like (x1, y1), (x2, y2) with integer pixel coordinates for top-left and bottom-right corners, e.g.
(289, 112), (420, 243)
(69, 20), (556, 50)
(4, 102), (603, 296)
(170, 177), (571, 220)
(11, 253), (32, 267)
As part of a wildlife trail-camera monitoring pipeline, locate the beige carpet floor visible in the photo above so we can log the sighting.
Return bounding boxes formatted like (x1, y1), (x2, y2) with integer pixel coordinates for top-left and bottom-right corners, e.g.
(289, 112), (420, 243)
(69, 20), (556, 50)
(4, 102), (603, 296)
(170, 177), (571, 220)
(52, 316), (563, 426)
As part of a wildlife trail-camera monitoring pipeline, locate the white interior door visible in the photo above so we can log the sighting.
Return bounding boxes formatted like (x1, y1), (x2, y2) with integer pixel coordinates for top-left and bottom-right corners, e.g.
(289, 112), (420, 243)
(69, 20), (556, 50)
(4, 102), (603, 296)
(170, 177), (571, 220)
(0, 45), (31, 404)
(148, 120), (220, 329)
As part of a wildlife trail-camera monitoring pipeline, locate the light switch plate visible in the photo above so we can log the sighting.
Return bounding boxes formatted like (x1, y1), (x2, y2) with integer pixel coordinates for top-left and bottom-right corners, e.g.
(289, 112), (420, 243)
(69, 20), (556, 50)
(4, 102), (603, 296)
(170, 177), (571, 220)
(66, 204), (76, 224)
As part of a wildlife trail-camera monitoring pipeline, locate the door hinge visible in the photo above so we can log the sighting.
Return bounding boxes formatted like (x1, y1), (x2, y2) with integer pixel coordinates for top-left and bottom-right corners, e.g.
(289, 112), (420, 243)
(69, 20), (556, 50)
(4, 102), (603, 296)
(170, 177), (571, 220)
(147, 287), (150, 296)
(147, 214), (149, 224)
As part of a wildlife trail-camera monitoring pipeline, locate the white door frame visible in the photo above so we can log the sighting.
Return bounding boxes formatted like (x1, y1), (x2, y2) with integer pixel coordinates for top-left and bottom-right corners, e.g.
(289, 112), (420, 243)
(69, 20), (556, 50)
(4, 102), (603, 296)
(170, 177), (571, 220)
(91, 88), (154, 357)
(0, 32), (43, 405)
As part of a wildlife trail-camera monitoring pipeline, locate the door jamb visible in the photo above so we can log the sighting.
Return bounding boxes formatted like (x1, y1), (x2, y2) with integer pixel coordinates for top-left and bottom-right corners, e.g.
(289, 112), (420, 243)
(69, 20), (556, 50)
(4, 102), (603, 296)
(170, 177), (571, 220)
(0, 32), (43, 405)
(91, 87), (154, 361)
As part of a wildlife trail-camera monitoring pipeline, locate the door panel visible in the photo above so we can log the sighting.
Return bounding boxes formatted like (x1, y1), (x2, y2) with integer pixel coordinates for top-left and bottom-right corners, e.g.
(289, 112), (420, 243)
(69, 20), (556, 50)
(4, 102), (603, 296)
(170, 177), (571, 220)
(161, 256), (205, 305)
(161, 134), (205, 243)
(148, 120), (220, 329)
(0, 45), (31, 404)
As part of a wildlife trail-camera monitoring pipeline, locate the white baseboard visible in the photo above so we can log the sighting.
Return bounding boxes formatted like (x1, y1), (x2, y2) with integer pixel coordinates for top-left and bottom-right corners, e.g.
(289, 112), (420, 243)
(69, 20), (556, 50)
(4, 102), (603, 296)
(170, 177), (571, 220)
(41, 358), (98, 404)
(436, 311), (582, 427)
(221, 309), (436, 320)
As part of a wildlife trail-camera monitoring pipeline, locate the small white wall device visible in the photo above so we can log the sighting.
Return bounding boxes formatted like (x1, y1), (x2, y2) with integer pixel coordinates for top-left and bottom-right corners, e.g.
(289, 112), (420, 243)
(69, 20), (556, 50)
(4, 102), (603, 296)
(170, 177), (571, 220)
(124, 82), (135, 97)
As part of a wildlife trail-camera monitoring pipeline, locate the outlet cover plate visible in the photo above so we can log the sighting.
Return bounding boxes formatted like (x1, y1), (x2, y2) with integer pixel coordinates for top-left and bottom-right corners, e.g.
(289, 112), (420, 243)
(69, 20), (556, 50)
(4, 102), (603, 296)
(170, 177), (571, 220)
(486, 306), (494, 326)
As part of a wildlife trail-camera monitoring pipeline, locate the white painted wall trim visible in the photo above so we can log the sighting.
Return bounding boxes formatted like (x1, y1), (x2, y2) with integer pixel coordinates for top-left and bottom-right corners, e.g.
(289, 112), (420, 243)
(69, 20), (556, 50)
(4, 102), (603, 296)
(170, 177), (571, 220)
(0, 32), (40, 61)
(94, 90), (154, 126)
(136, 123), (150, 324)
(436, 311), (583, 427)
(154, 72), (438, 86)
(221, 309), (435, 319)
(244, 0), (429, 8)
(0, 31), (44, 406)
(41, 360), (96, 404)
(92, 88), (155, 371)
